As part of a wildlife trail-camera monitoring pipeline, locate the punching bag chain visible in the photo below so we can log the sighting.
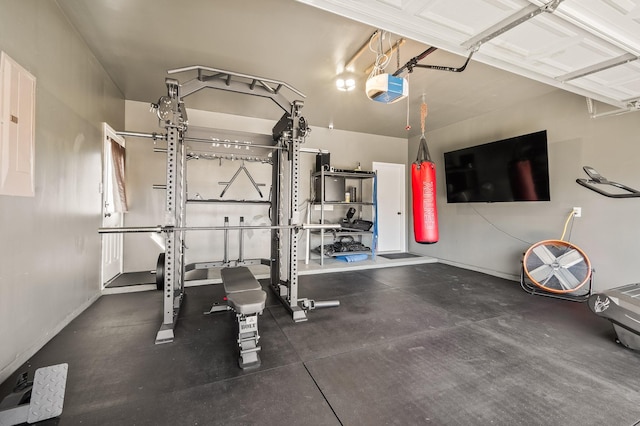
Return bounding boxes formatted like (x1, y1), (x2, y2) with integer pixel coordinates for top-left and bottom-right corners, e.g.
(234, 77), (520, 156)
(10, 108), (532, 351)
(420, 94), (428, 137)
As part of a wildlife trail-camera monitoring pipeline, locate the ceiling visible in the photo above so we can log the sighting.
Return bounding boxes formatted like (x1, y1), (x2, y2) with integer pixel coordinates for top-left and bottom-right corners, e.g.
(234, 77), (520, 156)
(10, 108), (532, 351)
(56, 0), (639, 139)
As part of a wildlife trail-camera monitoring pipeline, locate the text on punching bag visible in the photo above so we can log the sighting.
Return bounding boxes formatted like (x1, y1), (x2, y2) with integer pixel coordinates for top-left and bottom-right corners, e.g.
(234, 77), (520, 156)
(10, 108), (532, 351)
(422, 181), (436, 228)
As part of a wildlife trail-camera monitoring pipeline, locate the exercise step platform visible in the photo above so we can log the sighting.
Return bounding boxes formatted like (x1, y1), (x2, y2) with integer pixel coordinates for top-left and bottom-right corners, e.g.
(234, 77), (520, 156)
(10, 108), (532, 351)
(0, 363), (68, 426)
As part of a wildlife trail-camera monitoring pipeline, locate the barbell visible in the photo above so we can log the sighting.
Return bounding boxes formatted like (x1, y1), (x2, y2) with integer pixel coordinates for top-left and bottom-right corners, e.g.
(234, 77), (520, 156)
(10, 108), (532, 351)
(99, 223), (340, 234)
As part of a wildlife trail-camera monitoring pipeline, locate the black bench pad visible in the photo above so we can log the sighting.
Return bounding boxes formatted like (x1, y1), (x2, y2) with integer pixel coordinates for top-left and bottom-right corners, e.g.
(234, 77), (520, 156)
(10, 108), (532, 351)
(220, 267), (266, 315)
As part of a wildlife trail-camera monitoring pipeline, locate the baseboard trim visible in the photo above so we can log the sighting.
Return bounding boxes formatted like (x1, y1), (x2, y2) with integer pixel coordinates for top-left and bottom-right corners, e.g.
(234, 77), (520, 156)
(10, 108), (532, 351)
(437, 258), (519, 282)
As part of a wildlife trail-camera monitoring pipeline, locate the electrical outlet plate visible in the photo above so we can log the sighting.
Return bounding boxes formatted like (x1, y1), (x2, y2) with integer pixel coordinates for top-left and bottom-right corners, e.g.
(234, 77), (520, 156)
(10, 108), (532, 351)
(573, 207), (582, 218)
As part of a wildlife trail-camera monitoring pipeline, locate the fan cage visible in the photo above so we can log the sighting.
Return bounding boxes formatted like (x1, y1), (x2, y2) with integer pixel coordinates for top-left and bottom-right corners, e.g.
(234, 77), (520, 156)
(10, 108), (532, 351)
(522, 239), (592, 300)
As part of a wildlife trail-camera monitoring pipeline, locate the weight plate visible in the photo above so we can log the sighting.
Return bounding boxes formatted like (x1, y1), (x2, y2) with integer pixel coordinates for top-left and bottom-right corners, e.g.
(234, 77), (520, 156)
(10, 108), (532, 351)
(156, 252), (165, 291)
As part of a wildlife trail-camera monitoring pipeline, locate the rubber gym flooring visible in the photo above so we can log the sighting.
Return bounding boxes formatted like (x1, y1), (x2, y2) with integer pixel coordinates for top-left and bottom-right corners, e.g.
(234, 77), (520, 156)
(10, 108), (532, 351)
(2, 263), (640, 425)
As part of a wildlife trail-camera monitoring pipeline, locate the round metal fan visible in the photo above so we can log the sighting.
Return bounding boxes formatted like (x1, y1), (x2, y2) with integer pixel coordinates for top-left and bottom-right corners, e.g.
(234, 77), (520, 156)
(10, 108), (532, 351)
(523, 239), (592, 294)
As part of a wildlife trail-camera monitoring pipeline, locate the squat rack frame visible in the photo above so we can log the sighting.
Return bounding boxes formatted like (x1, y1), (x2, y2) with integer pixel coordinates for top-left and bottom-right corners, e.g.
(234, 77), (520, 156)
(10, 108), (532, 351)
(114, 67), (321, 343)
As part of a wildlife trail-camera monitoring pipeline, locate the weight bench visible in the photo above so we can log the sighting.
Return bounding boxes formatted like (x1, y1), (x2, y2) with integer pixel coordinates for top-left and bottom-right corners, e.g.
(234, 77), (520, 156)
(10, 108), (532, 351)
(207, 267), (267, 369)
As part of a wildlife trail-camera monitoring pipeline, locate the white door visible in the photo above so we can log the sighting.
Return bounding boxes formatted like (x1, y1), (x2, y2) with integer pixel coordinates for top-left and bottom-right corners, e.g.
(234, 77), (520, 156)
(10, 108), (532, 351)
(101, 123), (125, 287)
(373, 162), (405, 252)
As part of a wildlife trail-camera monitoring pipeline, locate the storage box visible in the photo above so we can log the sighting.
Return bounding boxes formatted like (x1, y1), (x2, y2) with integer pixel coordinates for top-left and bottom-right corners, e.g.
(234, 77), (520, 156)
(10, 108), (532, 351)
(315, 176), (345, 202)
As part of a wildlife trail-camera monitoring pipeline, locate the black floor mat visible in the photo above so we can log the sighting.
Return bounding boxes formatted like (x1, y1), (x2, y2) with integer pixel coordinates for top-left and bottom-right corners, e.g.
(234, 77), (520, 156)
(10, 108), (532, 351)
(378, 252), (420, 259)
(106, 271), (155, 288)
(5, 263), (640, 425)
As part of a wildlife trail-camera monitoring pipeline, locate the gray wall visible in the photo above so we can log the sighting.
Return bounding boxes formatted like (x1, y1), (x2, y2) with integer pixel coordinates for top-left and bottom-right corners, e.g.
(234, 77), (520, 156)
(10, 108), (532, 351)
(0, 1), (124, 383)
(408, 89), (640, 291)
(123, 100), (407, 271)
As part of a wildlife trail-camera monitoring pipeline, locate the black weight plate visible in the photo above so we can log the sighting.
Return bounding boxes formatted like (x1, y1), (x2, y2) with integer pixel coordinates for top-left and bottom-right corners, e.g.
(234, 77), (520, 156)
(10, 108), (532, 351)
(156, 252), (165, 291)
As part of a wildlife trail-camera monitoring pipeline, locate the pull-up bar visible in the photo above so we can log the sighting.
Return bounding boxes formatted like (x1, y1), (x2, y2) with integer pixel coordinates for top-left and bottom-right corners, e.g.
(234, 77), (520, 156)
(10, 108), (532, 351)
(165, 65), (306, 113)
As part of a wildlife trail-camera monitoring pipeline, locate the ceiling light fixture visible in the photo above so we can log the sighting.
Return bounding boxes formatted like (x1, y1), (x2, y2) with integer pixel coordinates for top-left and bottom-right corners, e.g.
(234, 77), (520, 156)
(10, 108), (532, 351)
(336, 76), (356, 91)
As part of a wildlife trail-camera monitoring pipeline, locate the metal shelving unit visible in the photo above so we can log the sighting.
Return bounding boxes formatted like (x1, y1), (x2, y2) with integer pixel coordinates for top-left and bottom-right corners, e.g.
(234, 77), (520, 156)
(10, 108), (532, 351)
(307, 169), (377, 265)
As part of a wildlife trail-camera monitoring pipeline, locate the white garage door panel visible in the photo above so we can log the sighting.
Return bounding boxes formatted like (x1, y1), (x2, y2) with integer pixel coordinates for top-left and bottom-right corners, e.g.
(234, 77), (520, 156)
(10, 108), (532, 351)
(560, 1), (640, 51)
(415, 0), (520, 39)
(572, 61), (640, 100)
(298, 0), (640, 110)
(484, 15), (628, 73)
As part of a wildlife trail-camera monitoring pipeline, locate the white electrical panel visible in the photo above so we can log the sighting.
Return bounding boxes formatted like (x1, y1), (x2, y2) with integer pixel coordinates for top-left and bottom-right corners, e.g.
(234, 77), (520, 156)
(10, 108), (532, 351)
(0, 51), (36, 197)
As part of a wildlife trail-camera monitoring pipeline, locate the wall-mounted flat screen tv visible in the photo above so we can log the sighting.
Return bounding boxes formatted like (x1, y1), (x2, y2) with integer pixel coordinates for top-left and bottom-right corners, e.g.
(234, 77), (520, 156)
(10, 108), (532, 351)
(443, 130), (550, 203)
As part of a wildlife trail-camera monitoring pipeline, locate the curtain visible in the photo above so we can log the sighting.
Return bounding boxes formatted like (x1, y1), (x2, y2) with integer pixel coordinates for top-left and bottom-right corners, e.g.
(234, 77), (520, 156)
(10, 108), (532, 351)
(110, 138), (128, 212)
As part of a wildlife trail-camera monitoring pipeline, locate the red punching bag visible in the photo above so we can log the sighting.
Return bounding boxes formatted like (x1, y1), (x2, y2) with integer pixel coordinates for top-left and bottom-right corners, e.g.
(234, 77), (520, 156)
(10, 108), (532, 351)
(412, 136), (439, 243)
